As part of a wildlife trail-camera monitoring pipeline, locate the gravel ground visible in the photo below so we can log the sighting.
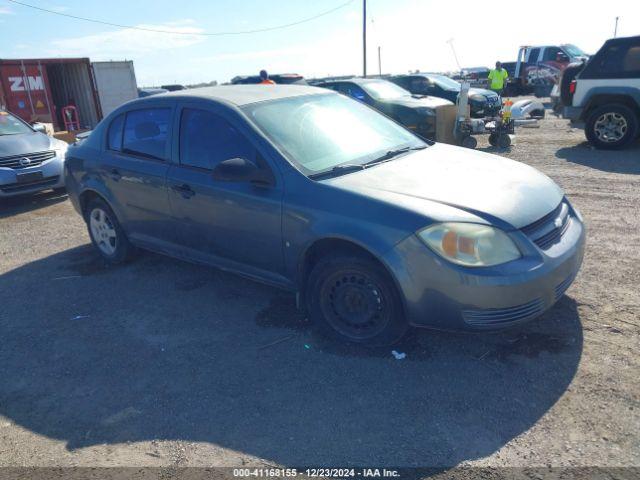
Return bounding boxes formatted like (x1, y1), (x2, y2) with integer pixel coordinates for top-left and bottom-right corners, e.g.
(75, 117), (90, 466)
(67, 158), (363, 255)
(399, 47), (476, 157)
(0, 110), (638, 472)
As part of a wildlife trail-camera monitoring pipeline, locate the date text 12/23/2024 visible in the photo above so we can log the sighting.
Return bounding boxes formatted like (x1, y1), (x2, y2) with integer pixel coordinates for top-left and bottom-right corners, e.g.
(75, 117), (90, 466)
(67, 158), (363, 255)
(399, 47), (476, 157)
(233, 469), (401, 478)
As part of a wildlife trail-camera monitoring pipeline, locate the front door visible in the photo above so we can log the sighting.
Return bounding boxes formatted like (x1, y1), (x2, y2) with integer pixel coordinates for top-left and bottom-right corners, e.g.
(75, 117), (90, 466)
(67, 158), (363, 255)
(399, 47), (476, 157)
(166, 105), (284, 277)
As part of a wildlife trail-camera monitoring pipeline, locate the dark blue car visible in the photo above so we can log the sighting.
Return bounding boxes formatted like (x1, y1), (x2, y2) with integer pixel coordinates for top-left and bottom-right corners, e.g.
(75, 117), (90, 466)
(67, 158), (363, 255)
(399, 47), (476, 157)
(65, 85), (585, 345)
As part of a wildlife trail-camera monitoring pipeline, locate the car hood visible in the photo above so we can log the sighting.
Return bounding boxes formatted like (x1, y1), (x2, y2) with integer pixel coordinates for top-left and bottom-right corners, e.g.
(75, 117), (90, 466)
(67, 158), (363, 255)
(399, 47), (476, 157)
(326, 143), (563, 229)
(390, 95), (453, 109)
(0, 132), (55, 157)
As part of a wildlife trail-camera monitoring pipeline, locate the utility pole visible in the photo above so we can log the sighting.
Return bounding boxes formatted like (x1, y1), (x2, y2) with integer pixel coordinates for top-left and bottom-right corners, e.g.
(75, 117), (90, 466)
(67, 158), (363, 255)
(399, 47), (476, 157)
(447, 38), (462, 72)
(363, 0), (367, 77)
(614, 16), (619, 37)
(378, 46), (382, 76)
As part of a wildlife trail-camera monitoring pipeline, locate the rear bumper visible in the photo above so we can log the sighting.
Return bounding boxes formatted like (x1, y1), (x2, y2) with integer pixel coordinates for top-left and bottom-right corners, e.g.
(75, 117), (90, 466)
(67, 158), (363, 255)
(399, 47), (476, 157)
(383, 215), (586, 331)
(0, 157), (65, 197)
(563, 106), (584, 125)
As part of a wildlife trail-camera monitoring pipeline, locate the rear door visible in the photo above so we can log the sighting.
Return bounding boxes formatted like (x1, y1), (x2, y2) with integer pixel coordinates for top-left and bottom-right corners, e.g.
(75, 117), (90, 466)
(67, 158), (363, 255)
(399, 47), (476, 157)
(101, 103), (175, 246)
(166, 102), (284, 276)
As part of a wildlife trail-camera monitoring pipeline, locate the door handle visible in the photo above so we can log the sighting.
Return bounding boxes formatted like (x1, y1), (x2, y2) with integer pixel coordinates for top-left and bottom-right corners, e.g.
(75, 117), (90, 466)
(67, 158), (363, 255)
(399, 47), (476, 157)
(109, 168), (122, 181)
(171, 183), (195, 199)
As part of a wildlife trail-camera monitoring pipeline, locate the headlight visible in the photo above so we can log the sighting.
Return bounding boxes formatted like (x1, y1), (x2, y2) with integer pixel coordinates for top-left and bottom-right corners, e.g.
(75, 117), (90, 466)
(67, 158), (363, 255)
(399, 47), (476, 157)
(417, 223), (521, 267)
(415, 107), (436, 116)
(53, 140), (68, 158)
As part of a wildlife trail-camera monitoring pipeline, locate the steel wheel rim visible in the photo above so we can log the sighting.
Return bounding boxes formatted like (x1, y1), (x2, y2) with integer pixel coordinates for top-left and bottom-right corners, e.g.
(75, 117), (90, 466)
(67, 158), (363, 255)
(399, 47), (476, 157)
(89, 208), (117, 256)
(594, 112), (627, 143)
(319, 270), (390, 340)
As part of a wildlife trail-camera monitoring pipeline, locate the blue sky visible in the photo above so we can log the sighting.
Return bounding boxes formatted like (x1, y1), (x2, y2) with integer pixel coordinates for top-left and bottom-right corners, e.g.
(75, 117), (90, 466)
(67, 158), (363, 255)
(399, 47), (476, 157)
(1, 0), (638, 86)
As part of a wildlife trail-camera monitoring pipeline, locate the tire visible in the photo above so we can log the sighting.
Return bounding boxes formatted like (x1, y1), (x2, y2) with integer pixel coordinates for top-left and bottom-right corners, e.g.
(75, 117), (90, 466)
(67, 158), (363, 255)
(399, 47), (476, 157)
(305, 253), (408, 346)
(585, 104), (638, 150)
(461, 136), (478, 149)
(498, 134), (512, 149)
(85, 198), (135, 264)
(488, 133), (499, 146)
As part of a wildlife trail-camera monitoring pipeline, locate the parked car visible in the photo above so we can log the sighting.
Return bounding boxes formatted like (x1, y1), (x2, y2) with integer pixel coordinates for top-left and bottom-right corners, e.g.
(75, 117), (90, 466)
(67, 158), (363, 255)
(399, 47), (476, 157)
(161, 84), (186, 92)
(561, 35), (640, 149)
(0, 110), (68, 197)
(390, 73), (502, 118)
(138, 87), (169, 98)
(64, 85), (585, 345)
(230, 73), (307, 85)
(316, 77), (452, 140)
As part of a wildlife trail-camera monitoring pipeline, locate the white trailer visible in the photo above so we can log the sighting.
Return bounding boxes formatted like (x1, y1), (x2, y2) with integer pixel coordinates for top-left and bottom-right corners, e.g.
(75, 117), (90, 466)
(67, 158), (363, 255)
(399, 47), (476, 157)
(91, 61), (138, 118)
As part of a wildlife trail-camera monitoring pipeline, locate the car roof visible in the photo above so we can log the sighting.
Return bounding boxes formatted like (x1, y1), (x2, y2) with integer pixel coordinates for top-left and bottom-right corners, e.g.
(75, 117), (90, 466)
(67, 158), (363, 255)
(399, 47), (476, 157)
(163, 85), (328, 106)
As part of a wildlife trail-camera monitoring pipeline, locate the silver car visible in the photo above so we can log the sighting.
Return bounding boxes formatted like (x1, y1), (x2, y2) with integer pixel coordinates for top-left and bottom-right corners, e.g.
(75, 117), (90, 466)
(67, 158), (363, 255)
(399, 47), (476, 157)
(0, 110), (68, 197)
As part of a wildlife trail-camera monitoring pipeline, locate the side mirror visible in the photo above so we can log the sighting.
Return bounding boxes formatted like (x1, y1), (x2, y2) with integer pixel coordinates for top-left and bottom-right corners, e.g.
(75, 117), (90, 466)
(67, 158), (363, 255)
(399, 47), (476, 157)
(212, 157), (274, 187)
(32, 123), (47, 134)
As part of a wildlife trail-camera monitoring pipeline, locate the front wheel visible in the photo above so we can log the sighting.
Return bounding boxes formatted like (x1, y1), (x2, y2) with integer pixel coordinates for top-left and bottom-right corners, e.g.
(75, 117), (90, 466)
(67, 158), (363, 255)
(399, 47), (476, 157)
(306, 254), (408, 346)
(85, 198), (135, 264)
(585, 104), (638, 150)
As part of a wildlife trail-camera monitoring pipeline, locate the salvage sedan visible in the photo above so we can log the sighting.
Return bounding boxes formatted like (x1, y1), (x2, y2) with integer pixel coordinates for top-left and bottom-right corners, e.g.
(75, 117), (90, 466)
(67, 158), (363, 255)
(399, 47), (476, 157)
(64, 86), (585, 345)
(0, 110), (67, 197)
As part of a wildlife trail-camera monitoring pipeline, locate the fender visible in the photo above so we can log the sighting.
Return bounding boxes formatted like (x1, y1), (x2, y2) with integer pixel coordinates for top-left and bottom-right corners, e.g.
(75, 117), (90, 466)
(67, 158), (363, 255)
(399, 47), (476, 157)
(580, 86), (640, 113)
(77, 175), (126, 226)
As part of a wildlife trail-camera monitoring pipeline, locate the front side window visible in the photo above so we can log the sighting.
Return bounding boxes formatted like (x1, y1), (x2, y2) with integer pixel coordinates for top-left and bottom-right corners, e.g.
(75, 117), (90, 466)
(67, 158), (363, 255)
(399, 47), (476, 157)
(122, 108), (170, 160)
(0, 111), (33, 136)
(107, 114), (124, 151)
(179, 108), (254, 170)
(244, 93), (425, 175)
(542, 47), (562, 62)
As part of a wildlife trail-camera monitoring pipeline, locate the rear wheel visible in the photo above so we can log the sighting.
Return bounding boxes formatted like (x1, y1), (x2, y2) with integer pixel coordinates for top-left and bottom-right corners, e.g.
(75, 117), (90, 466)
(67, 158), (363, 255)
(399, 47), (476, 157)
(85, 198), (135, 264)
(585, 104), (638, 150)
(306, 254), (408, 346)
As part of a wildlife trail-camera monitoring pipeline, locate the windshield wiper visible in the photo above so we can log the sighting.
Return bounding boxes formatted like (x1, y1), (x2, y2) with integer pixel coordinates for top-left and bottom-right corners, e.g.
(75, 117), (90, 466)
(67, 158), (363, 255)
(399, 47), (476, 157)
(309, 163), (365, 180)
(364, 145), (427, 167)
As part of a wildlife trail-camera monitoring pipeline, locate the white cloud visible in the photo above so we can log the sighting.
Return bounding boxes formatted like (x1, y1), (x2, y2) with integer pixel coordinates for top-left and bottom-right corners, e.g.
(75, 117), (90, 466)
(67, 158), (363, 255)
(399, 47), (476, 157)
(48, 22), (206, 58)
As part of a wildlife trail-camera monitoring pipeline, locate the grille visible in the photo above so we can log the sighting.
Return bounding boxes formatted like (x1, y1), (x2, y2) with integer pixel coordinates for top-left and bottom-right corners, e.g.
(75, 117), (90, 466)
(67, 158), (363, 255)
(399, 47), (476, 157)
(462, 298), (544, 327)
(521, 201), (572, 250)
(0, 151), (56, 170)
(0, 175), (60, 193)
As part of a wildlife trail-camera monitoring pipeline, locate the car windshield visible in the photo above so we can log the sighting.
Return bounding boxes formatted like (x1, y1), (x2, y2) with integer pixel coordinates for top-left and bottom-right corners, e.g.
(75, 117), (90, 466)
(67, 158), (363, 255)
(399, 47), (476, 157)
(427, 74), (461, 91)
(244, 93), (425, 176)
(564, 44), (587, 57)
(361, 81), (411, 100)
(0, 111), (33, 136)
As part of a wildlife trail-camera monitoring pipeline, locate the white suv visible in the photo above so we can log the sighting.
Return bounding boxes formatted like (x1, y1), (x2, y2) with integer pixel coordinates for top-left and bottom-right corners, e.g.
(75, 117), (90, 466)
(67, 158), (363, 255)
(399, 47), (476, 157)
(562, 35), (640, 149)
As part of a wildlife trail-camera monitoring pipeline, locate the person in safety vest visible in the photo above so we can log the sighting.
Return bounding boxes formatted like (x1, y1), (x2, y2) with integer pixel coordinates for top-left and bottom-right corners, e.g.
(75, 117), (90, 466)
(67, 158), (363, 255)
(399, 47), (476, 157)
(487, 61), (509, 95)
(259, 70), (275, 85)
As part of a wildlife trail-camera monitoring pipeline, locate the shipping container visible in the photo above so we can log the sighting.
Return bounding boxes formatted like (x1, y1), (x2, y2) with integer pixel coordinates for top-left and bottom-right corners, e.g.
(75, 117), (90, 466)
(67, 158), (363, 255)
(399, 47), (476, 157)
(91, 60), (138, 117)
(0, 58), (139, 131)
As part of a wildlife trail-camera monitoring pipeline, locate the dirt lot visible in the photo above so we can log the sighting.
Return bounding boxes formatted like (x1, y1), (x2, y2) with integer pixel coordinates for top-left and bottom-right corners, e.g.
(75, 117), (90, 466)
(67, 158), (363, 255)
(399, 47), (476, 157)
(0, 111), (639, 472)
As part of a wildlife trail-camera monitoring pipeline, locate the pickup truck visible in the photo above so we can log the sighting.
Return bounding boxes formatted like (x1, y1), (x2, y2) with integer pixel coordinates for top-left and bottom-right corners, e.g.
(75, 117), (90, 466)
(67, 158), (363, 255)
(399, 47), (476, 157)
(502, 44), (589, 97)
(560, 35), (640, 149)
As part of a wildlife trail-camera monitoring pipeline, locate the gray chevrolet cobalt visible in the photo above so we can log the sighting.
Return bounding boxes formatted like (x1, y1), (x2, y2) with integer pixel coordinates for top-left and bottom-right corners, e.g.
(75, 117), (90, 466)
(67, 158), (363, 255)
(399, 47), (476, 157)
(65, 85), (585, 345)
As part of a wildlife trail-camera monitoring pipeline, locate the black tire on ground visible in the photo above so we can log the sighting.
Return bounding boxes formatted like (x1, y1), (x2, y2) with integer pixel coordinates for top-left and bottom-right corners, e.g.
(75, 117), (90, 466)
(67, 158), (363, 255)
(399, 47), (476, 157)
(488, 133), (499, 146)
(305, 253), (408, 346)
(498, 134), (512, 149)
(461, 136), (478, 149)
(85, 197), (136, 264)
(585, 104), (639, 150)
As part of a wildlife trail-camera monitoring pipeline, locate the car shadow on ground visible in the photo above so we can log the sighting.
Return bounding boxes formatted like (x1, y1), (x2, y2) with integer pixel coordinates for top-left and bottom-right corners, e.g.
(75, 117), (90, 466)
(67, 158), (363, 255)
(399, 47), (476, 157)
(556, 141), (640, 174)
(0, 189), (68, 219)
(0, 245), (584, 467)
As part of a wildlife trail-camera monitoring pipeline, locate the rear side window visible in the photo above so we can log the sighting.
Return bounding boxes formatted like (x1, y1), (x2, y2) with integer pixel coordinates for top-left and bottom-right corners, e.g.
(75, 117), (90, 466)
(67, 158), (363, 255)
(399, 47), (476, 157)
(583, 40), (640, 78)
(179, 108), (254, 170)
(122, 108), (171, 160)
(107, 114), (124, 151)
(528, 48), (541, 63)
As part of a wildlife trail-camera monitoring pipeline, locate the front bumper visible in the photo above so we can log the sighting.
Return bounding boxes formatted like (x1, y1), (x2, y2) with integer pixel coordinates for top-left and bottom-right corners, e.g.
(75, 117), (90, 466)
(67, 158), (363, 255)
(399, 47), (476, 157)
(383, 213), (586, 331)
(0, 155), (65, 197)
